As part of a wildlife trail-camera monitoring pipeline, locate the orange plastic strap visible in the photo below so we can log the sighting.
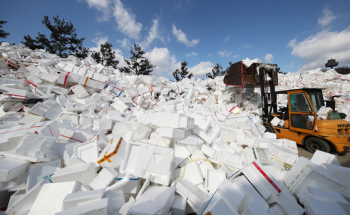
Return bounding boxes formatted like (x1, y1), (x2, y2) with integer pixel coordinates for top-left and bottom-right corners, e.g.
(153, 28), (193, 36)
(84, 77), (89, 87)
(96, 138), (122, 164)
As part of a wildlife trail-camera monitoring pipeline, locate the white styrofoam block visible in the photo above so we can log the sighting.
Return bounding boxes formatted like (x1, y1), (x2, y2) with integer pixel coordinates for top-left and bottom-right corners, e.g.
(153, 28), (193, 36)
(120, 141), (174, 185)
(262, 132), (276, 139)
(26, 160), (61, 191)
(13, 133), (56, 158)
(174, 145), (191, 167)
(270, 117), (281, 126)
(205, 169), (226, 194)
(103, 187), (125, 214)
(311, 150), (340, 166)
(0, 157), (30, 182)
(193, 125), (221, 145)
(217, 179), (245, 213)
(158, 127), (185, 138)
(304, 193), (347, 215)
(201, 144), (217, 159)
(283, 157), (344, 203)
(150, 131), (172, 147)
(106, 110), (124, 122)
(71, 84), (89, 99)
(275, 139), (299, 154)
(204, 198), (239, 215)
(220, 129), (236, 143)
(322, 163), (350, 196)
(183, 161), (204, 186)
(128, 186), (175, 215)
(194, 116), (210, 132)
(89, 167), (119, 190)
(254, 138), (281, 148)
(255, 148), (273, 165)
(97, 137), (128, 168)
(175, 179), (210, 213)
(241, 202), (269, 215)
(28, 181), (78, 215)
(266, 187), (304, 215)
(93, 118), (112, 131)
(305, 185), (349, 204)
(230, 175), (269, 213)
(51, 162), (97, 186)
(5, 180), (49, 215)
(242, 161), (282, 200)
(170, 195), (186, 215)
(57, 198), (109, 215)
(62, 188), (104, 210)
(73, 141), (99, 165)
(116, 176), (141, 194)
(268, 143), (298, 165)
(218, 151), (243, 169)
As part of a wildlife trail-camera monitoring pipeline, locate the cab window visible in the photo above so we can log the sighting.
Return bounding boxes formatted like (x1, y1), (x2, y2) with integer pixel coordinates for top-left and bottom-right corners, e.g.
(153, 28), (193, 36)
(291, 114), (315, 130)
(308, 93), (323, 113)
(289, 93), (311, 112)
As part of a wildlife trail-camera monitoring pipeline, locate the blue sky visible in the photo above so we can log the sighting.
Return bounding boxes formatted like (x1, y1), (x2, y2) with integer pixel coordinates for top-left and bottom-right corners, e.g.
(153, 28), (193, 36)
(1, 0), (350, 79)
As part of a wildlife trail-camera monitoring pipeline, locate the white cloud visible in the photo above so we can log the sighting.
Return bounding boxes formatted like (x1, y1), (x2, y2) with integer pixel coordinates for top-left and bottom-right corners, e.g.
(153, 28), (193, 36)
(224, 36), (231, 42)
(172, 24), (199, 47)
(318, 8), (337, 27)
(174, 1), (182, 9)
(89, 35), (127, 68)
(188, 61), (214, 78)
(142, 18), (166, 48)
(143, 47), (213, 79)
(207, 53), (212, 57)
(264, 53), (273, 63)
(144, 47), (180, 77)
(286, 62), (294, 68)
(218, 50), (232, 58)
(117, 38), (130, 49)
(186, 52), (197, 57)
(232, 54), (239, 58)
(287, 26), (350, 71)
(239, 44), (253, 49)
(79, 0), (111, 21)
(113, 0), (142, 40)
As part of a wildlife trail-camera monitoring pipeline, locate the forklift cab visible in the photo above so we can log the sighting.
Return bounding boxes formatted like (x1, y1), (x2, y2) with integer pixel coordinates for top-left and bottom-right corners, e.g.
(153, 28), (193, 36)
(276, 88), (324, 132)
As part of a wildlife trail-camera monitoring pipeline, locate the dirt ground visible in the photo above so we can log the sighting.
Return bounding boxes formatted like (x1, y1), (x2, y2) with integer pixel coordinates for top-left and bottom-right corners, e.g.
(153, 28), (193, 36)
(297, 145), (350, 168)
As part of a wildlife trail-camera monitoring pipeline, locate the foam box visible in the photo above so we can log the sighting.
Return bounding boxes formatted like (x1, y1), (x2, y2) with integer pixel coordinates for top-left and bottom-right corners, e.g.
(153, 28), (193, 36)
(128, 186), (175, 215)
(0, 157), (30, 182)
(311, 150), (340, 166)
(28, 181), (78, 215)
(51, 162), (97, 185)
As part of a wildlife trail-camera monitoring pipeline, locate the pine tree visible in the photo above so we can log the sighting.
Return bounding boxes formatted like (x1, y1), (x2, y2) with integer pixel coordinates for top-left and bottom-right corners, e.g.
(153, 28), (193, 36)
(0, 21), (10, 39)
(206, 63), (225, 79)
(91, 41), (119, 69)
(120, 43), (155, 75)
(225, 62), (233, 73)
(172, 60), (193, 81)
(23, 16), (89, 58)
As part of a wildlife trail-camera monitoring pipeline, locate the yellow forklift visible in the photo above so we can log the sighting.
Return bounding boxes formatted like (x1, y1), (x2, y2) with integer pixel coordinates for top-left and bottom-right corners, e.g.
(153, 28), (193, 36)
(224, 61), (350, 153)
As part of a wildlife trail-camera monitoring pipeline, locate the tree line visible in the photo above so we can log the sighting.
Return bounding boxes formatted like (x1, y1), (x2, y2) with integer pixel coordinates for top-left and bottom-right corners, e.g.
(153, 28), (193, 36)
(1, 16), (233, 79)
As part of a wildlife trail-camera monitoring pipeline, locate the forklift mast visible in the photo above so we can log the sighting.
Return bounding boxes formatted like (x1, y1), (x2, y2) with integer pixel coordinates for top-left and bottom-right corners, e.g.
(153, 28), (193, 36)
(259, 67), (277, 122)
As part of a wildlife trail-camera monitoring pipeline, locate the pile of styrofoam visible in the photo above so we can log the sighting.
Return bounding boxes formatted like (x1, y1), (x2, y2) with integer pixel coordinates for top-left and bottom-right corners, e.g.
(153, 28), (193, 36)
(1, 42), (350, 215)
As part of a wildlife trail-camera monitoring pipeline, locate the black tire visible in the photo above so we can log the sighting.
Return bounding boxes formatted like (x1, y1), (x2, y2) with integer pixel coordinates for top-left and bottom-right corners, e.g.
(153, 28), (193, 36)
(305, 137), (331, 153)
(264, 124), (275, 133)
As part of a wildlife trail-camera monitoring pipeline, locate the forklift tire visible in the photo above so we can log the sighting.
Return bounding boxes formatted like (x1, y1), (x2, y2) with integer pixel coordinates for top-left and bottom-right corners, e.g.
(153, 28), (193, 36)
(264, 124), (275, 133)
(305, 137), (330, 153)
